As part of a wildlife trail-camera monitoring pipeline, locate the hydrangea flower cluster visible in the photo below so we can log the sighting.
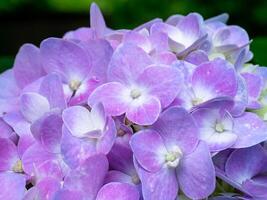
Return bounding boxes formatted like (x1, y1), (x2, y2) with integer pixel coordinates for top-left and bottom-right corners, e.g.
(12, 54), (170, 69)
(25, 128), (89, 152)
(1, 3), (267, 200)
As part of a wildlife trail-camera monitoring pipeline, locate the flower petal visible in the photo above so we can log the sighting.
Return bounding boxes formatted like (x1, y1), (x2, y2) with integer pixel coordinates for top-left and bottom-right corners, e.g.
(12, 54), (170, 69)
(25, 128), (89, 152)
(185, 50), (209, 65)
(17, 135), (36, 158)
(107, 43), (152, 83)
(123, 31), (152, 53)
(96, 182), (140, 200)
(192, 108), (237, 152)
(88, 82), (130, 116)
(225, 145), (267, 184)
(13, 44), (45, 88)
(192, 58), (237, 102)
(177, 13), (204, 46)
(96, 118), (116, 154)
(63, 154), (108, 199)
(34, 160), (65, 182)
(62, 106), (95, 138)
(20, 92), (50, 123)
(107, 143), (136, 175)
(130, 129), (166, 172)
(104, 170), (132, 185)
(53, 190), (84, 200)
(230, 74), (248, 116)
(0, 118), (13, 139)
(0, 69), (20, 99)
(242, 72), (263, 109)
(137, 65), (182, 107)
(31, 113), (63, 153)
(152, 106), (198, 155)
(3, 111), (31, 136)
(242, 177), (267, 198)
(177, 142), (215, 199)
(135, 160), (178, 200)
(39, 74), (66, 109)
(214, 25), (249, 48)
(40, 38), (91, 82)
(90, 2), (106, 37)
(60, 126), (96, 169)
(24, 177), (61, 200)
(63, 27), (95, 42)
(232, 112), (267, 148)
(126, 95), (161, 125)
(0, 172), (26, 200)
(0, 138), (19, 171)
(80, 39), (113, 83)
(21, 143), (59, 176)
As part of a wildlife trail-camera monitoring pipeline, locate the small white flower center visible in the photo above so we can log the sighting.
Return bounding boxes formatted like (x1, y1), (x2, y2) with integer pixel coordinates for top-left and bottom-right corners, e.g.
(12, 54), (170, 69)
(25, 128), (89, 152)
(208, 52), (226, 61)
(131, 174), (140, 185)
(69, 80), (81, 91)
(12, 160), (23, 173)
(215, 122), (224, 133)
(165, 146), (183, 168)
(192, 97), (203, 106)
(130, 89), (142, 99)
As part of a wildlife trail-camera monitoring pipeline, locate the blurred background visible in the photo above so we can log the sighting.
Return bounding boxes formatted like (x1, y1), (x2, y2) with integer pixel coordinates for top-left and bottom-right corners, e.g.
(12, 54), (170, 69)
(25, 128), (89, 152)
(1, 0), (267, 72)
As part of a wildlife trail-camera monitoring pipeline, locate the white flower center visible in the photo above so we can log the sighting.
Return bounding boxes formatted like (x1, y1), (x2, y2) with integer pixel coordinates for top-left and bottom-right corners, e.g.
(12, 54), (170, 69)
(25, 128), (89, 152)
(69, 79), (81, 91)
(131, 174), (140, 185)
(215, 122), (224, 133)
(165, 146), (183, 168)
(130, 89), (142, 99)
(12, 160), (23, 173)
(208, 52), (226, 61)
(192, 97), (203, 106)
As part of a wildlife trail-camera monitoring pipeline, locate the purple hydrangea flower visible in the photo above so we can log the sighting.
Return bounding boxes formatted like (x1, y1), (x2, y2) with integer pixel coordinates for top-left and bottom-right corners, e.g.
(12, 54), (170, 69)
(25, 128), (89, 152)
(174, 58), (238, 110)
(88, 43), (182, 125)
(192, 100), (267, 151)
(0, 2), (267, 199)
(215, 145), (267, 199)
(130, 107), (215, 199)
(61, 103), (116, 168)
(40, 38), (112, 105)
(151, 13), (208, 57)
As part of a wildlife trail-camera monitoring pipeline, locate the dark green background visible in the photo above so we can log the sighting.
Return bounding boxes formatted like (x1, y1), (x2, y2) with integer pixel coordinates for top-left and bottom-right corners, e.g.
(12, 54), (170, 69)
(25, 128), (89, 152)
(1, 0), (267, 72)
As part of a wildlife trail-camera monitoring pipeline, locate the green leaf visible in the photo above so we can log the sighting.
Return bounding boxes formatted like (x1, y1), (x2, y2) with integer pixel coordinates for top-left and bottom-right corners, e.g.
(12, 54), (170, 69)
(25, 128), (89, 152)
(0, 56), (14, 73)
(251, 37), (267, 66)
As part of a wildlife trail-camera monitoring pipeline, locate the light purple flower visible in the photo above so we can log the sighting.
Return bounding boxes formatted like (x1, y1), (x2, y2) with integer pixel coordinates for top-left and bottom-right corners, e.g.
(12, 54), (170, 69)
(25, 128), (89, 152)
(216, 145), (267, 199)
(130, 107), (215, 199)
(61, 103), (116, 168)
(4, 73), (65, 135)
(88, 43), (182, 125)
(174, 58), (237, 110)
(207, 24), (252, 65)
(0, 2), (267, 199)
(40, 38), (103, 105)
(122, 30), (177, 65)
(151, 13), (208, 57)
(192, 106), (237, 152)
(192, 98), (267, 151)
